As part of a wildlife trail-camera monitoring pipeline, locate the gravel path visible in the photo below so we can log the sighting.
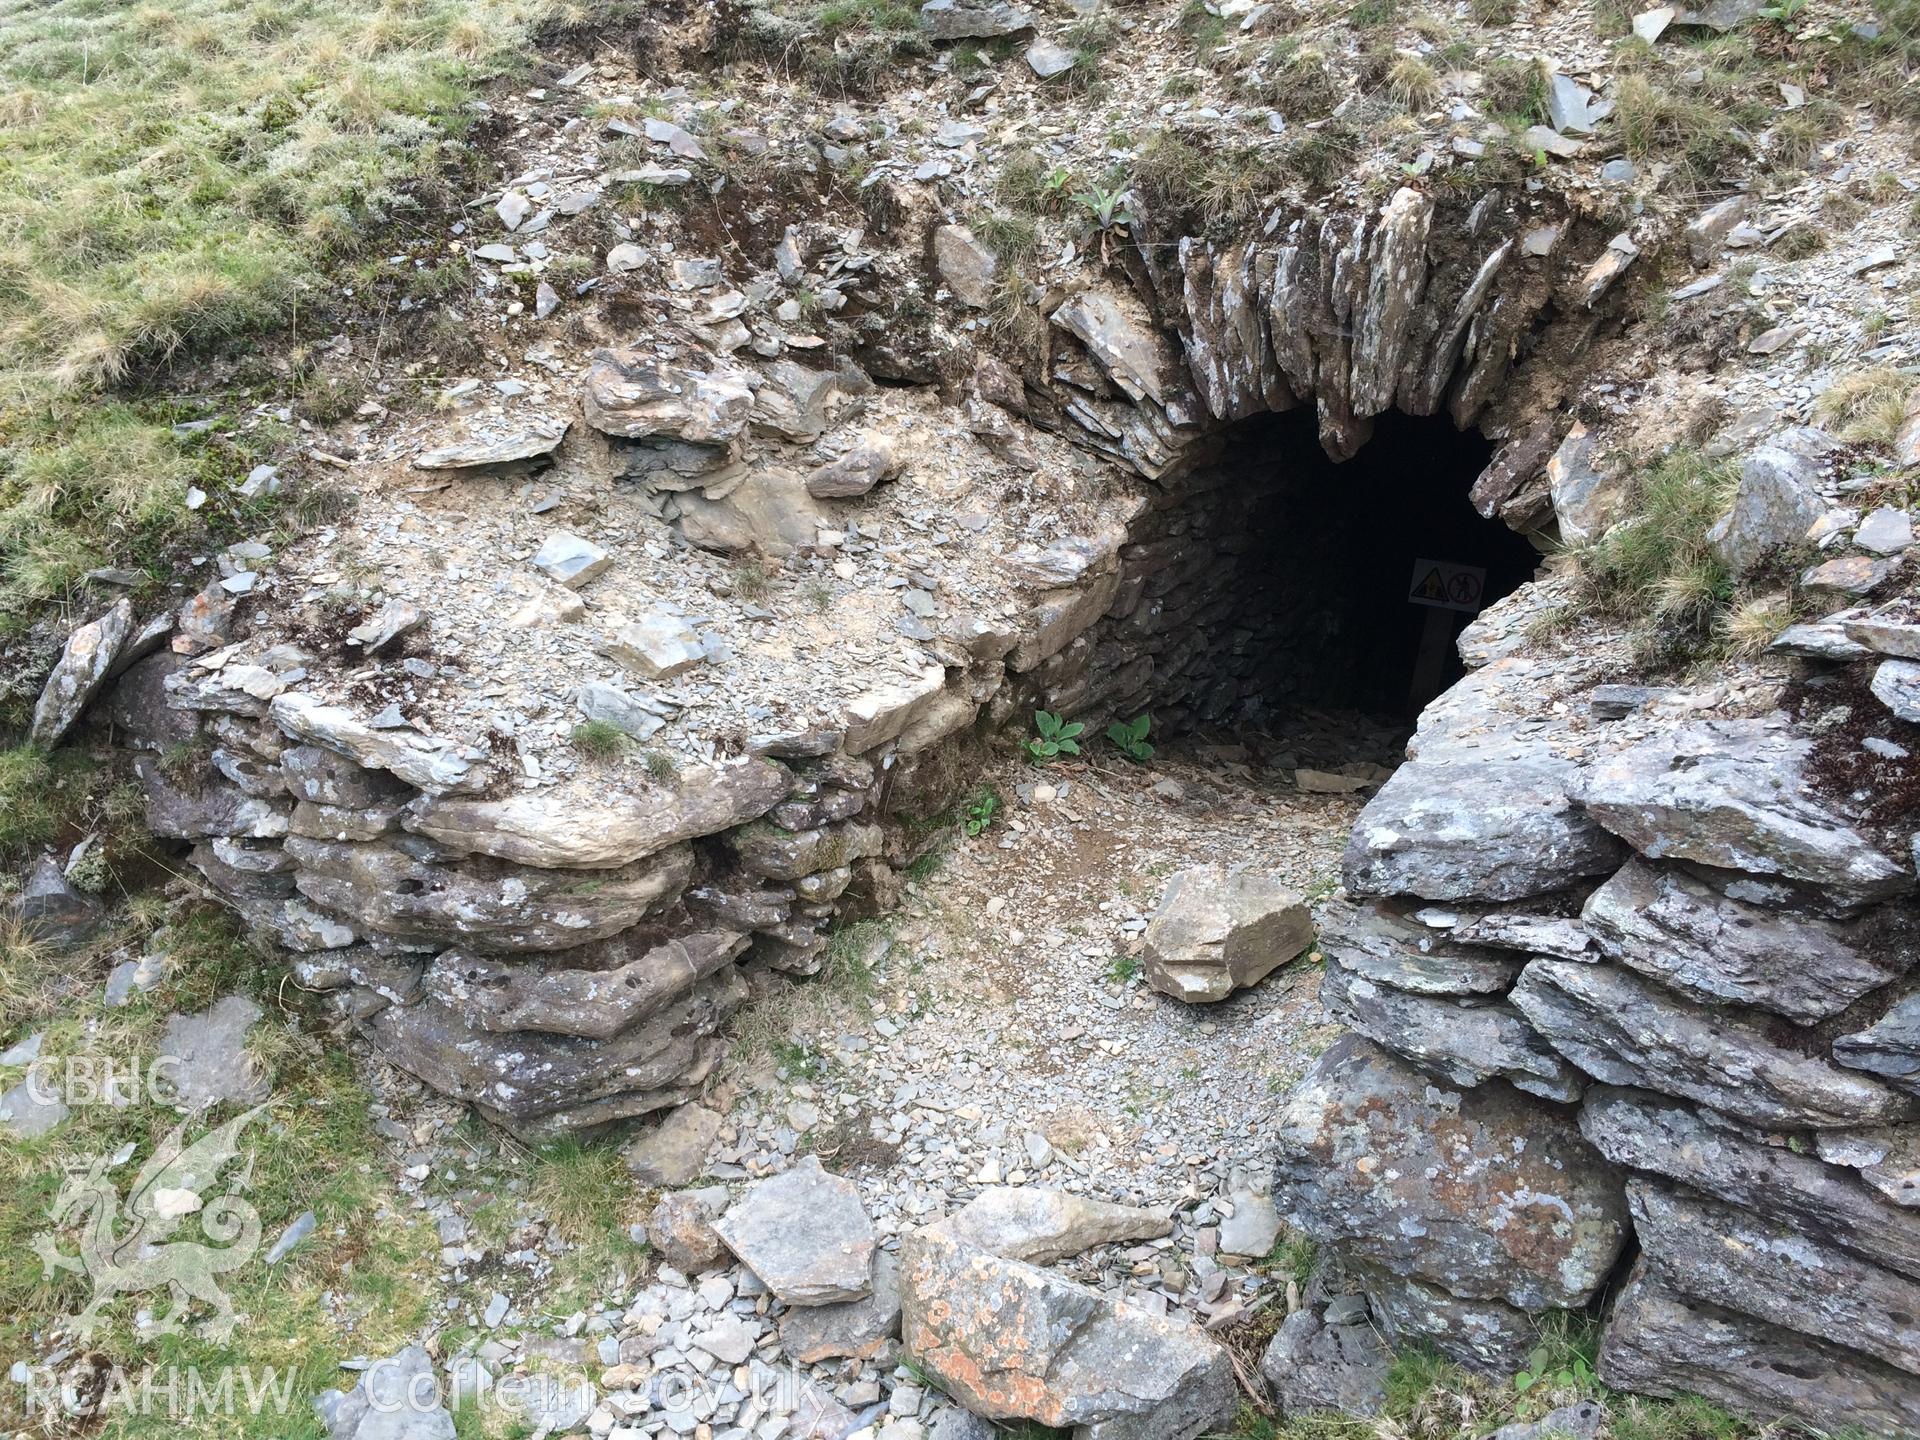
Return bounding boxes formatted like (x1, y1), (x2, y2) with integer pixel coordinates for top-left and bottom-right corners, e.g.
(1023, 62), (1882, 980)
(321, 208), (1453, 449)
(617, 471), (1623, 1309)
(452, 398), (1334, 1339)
(708, 717), (1386, 1313)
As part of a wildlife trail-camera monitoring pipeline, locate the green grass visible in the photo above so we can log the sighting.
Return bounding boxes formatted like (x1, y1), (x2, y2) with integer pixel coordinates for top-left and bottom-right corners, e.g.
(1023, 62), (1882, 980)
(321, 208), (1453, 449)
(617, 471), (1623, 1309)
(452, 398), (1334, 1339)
(0, 0), (550, 629)
(819, 918), (888, 994)
(571, 719), (630, 758)
(1573, 447), (1738, 671)
(0, 908), (439, 1439)
(525, 1137), (646, 1308)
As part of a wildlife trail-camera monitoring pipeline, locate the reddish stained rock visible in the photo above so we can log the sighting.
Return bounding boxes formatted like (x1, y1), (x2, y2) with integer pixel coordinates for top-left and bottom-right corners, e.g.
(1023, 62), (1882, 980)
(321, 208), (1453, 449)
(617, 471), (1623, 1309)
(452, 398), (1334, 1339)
(899, 1227), (1235, 1440)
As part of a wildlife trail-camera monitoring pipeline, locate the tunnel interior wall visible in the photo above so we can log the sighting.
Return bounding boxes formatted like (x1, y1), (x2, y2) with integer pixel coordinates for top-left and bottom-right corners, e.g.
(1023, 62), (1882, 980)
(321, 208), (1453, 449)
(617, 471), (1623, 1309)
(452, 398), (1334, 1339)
(1029, 409), (1539, 737)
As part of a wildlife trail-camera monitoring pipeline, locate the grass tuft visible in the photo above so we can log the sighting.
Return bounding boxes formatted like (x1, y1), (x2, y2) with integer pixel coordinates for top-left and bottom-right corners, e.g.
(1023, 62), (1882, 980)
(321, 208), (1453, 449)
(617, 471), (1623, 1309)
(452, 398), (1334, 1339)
(1574, 447), (1737, 670)
(571, 719), (630, 759)
(1815, 366), (1917, 446)
(0, 0), (546, 630)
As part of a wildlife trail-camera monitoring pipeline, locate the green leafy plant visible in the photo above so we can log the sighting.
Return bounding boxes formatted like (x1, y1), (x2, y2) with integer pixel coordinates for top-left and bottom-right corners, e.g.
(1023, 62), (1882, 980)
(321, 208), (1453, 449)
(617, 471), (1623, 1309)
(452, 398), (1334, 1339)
(1107, 952), (1143, 984)
(1105, 713), (1154, 762)
(1025, 710), (1085, 763)
(963, 786), (1001, 837)
(1514, 1342), (1595, 1394)
(1072, 184), (1136, 232)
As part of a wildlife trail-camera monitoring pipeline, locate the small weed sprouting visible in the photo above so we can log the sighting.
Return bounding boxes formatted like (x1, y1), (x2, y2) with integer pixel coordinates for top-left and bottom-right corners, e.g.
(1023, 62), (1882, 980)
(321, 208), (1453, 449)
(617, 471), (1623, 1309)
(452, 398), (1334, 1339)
(731, 560), (773, 599)
(1481, 56), (1548, 124)
(1106, 713), (1155, 762)
(963, 786), (1001, 837)
(1386, 53), (1440, 110)
(1026, 710), (1085, 764)
(1108, 952), (1143, 984)
(1072, 184), (1137, 233)
(1260, 1230), (1319, 1283)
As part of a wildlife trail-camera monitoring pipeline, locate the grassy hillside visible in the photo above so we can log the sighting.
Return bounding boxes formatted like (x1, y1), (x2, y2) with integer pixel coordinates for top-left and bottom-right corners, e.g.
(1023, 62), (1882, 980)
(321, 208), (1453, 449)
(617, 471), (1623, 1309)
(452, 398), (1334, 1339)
(0, 0), (549, 629)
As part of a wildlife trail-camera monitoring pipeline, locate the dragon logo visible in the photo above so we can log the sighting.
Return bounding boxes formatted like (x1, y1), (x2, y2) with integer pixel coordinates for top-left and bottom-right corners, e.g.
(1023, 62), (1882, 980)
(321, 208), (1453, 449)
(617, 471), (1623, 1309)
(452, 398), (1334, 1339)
(32, 1105), (267, 1341)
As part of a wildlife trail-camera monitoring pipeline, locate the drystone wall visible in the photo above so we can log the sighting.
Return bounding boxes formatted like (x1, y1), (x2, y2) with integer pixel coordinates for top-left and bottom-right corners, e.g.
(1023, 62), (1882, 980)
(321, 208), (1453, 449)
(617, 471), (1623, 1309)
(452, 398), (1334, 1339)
(1268, 592), (1920, 1436)
(84, 180), (1605, 1140)
(46, 169), (1920, 1435)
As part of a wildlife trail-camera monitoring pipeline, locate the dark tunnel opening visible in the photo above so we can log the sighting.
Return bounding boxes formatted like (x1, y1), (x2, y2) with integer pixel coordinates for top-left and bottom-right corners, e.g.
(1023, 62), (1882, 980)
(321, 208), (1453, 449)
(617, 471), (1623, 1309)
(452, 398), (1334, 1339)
(1083, 408), (1542, 747)
(1227, 408), (1541, 719)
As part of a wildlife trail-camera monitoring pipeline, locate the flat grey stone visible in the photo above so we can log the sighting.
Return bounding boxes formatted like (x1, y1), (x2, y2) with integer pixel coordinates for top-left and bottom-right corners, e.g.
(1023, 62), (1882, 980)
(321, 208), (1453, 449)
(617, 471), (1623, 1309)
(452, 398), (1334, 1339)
(1582, 857), (1917, 1022)
(1258, 1309), (1388, 1419)
(1578, 717), (1912, 908)
(780, 1250), (903, 1363)
(1581, 1086), (1920, 1277)
(158, 995), (271, 1111)
(714, 1156), (875, 1305)
(316, 1345), (457, 1440)
(625, 1103), (723, 1185)
(1871, 660), (1920, 724)
(1511, 960), (1917, 1130)
(532, 531), (613, 589)
(931, 1186), (1172, 1264)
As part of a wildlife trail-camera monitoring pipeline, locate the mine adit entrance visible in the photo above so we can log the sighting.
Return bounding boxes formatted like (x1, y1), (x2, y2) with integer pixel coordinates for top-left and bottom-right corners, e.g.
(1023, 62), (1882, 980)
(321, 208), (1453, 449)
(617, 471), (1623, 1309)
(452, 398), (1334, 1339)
(1085, 407), (1543, 750)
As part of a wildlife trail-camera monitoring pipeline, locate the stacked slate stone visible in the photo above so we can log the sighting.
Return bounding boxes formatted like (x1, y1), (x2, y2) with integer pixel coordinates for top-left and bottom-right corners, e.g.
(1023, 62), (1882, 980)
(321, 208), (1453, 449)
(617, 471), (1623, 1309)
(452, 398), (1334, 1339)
(1269, 624), (1920, 1436)
(103, 647), (964, 1139)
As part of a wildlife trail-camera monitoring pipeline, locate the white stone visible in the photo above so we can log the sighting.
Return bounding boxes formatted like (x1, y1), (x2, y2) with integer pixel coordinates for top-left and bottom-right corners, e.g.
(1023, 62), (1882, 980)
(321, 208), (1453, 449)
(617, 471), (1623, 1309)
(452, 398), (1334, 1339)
(533, 532), (614, 589)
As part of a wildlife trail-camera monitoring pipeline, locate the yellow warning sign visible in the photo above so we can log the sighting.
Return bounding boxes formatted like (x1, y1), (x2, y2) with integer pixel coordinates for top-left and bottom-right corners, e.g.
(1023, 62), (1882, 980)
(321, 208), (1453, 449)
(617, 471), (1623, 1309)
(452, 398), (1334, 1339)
(1407, 558), (1487, 613)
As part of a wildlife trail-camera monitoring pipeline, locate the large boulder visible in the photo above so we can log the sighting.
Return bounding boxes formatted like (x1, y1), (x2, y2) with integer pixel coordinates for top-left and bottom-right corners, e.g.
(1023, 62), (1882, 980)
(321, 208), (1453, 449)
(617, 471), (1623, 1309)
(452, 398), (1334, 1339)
(1140, 865), (1312, 1002)
(669, 467), (830, 557)
(1580, 1086), (1920, 1278)
(583, 350), (754, 443)
(1628, 1177), (1920, 1379)
(1582, 858), (1916, 1023)
(1705, 445), (1825, 575)
(361, 970), (742, 1135)
(1343, 733), (1625, 902)
(931, 1187), (1172, 1264)
(424, 931), (748, 1038)
(1577, 718), (1913, 908)
(1600, 1260), (1920, 1439)
(1510, 960), (1918, 1130)
(714, 1156), (876, 1305)
(1271, 1035), (1629, 1312)
(899, 1226), (1237, 1440)
(401, 760), (788, 868)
